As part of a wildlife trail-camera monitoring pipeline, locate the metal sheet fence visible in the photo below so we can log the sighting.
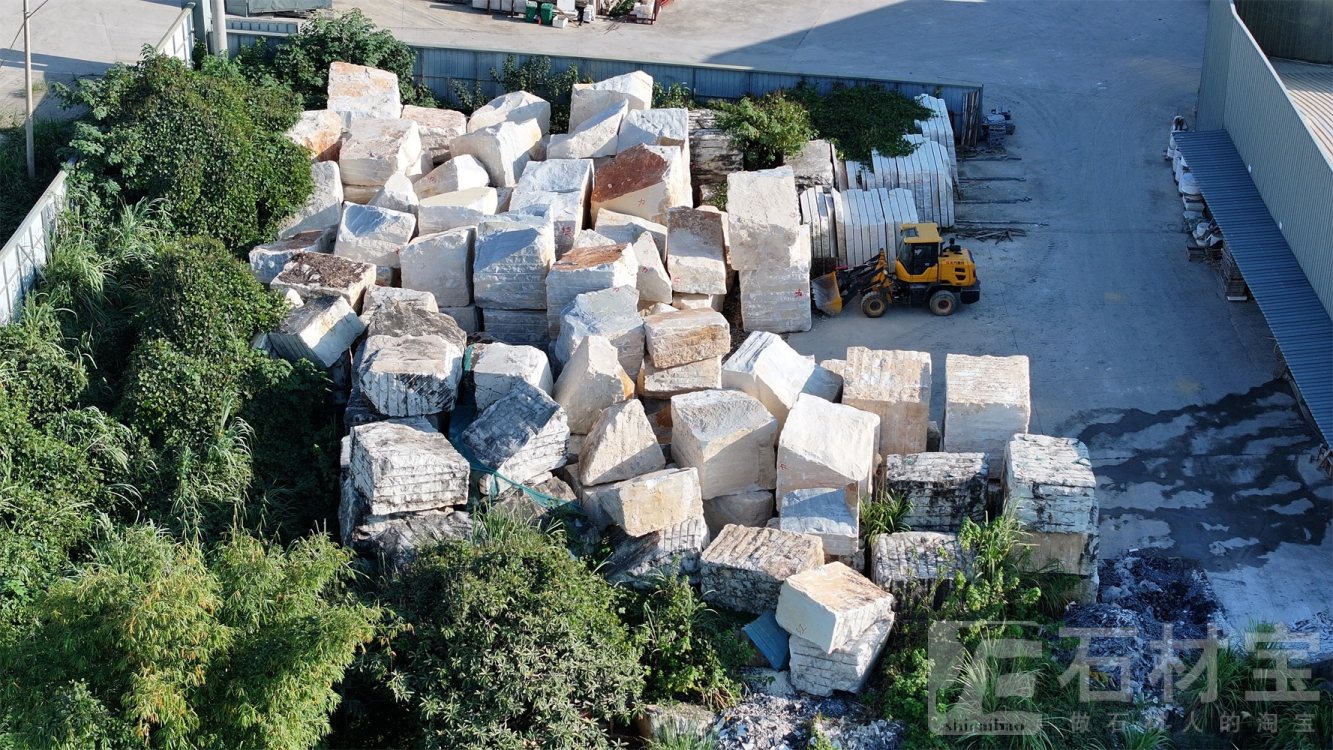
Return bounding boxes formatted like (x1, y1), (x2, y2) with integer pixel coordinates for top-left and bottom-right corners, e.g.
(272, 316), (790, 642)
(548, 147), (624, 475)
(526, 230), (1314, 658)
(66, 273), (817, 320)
(226, 21), (984, 146)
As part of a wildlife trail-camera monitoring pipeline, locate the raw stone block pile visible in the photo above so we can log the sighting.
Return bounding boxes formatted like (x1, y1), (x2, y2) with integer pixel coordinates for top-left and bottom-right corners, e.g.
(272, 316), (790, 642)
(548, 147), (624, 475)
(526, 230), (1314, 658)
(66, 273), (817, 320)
(400, 227), (474, 308)
(841, 347), (932, 457)
(268, 295), (365, 369)
(335, 202), (416, 269)
(590, 144), (691, 225)
(1004, 434), (1099, 580)
(665, 207), (728, 295)
(554, 286), (645, 377)
(327, 61), (402, 126)
(339, 118), (425, 191)
(272, 252), (377, 311)
(879, 452), (989, 531)
(250, 228), (333, 285)
(699, 525), (824, 614)
(727, 166), (811, 333)
(358, 301), (467, 418)
(578, 399), (665, 486)
(415, 154), (489, 200)
(474, 215), (556, 343)
(944, 353), (1031, 474)
(418, 186), (499, 235)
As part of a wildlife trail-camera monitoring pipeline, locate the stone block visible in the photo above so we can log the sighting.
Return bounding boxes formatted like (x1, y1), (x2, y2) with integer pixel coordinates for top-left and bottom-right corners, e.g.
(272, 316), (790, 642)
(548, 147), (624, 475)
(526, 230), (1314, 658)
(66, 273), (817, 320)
(553, 335), (634, 434)
(350, 417), (469, 516)
(509, 190), (585, 256)
(671, 292), (724, 311)
(553, 286), (644, 376)
(401, 227), (474, 307)
(417, 186), (499, 235)
(721, 331), (839, 424)
(341, 501), (472, 568)
(335, 202), (416, 268)
(870, 531), (968, 591)
(637, 355), (721, 399)
(472, 342), (553, 413)
(617, 107), (688, 153)
(776, 562), (894, 653)
(471, 216), (557, 310)
(880, 452), (989, 531)
(643, 309), (729, 368)
(359, 285), (438, 325)
(467, 91), (551, 135)
(788, 617), (893, 697)
(605, 514), (710, 588)
(569, 71), (653, 131)
(699, 525), (824, 614)
(787, 139), (835, 190)
(777, 394), (879, 504)
(842, 347), (932, 457)
(271, 252), (377, 312)
(1022, 530), (1098, 578)
(598, 467), (703, 537)
(548, 101), (628, 159)
(666, 206), (728, 295)
(671, 389), (778, 499)
(943, 354), (1031, 474)
(368, 173), (420, 216)
(519, 157), (594, 194)
(279, 161), (345, 237)
(624, 232), (672, 306)
(726, 166), (801, 270)
(594, 208), (667, 258)
(778, 487), (859, 558)
(268, 295), (366, 369)
(545, 244), (637, 336)
(340, 118), (424, 188)
(250, 228), (333, 285)
(578, 399), (665, 486)
(364, 299), (466, 344)
(590, 144), (690, 224)
(415, 155), (491, 200)
(441, 305), (479, 334)
(451, 119), (543, 187)
(702, 491), (775, 538)
(1003, 434), (1097, 533)
(327, 62), (402, 126)
(358, 308), (466, 417)
(480, 308), (549, 347)
(401, 104), (467, 163)
(461, 381), (569, 486)
(286, 109), (343, 161)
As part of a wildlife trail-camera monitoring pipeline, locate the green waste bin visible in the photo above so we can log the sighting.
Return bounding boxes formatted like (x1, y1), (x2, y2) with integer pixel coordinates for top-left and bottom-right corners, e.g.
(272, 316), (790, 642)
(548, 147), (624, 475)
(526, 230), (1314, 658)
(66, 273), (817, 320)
(524, 1), (538, 22)
(539, 2), (555, 24)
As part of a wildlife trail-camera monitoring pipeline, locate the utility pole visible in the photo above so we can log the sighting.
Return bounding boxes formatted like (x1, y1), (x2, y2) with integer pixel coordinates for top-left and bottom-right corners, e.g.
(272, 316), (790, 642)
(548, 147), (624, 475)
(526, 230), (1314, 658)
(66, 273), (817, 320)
(23, 0), (35, 179)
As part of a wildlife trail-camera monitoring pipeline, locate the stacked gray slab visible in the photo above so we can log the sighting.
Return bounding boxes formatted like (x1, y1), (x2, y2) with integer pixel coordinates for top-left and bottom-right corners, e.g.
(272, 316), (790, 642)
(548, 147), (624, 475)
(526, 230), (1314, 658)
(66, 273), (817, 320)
(699, 525), (824, 614)
(878, 452), (990, 531)
(474, 215), (556, 347)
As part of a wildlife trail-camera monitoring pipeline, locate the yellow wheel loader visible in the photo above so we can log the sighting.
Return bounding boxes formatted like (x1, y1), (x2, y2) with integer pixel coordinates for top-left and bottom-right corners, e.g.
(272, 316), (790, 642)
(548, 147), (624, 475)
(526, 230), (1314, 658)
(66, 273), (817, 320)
(811, 222), (981, 317)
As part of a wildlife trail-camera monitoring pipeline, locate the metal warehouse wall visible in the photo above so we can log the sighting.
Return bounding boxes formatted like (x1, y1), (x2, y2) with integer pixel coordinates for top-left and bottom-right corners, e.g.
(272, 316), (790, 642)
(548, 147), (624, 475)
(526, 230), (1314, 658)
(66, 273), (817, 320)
(1197, 0), (1333, 318)
(226, 20), (985, 147)
(1235, 0), (1333, 65)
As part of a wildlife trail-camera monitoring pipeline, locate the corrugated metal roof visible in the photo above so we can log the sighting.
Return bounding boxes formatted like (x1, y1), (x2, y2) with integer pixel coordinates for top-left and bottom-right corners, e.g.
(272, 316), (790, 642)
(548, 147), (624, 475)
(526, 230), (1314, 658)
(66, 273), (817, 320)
(1271, 58), (1333, 165)
(1175, 130), (1333, 446)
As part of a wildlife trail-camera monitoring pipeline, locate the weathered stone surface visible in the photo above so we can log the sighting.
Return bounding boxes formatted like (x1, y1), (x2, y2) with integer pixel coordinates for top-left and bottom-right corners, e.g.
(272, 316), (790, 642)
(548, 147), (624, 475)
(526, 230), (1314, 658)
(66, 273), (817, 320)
(944, 354), (1031, 475)
(286, 109), (343, 161)
(359, 305), (466, 417)
(415, 155), (490, 200)
(553, 286), (644, 376)
(623, 231), (672, 305)
(272, 252), (377, 311)
(643, 309), (729, 368)
(578, 399), (664, 486)
(722, 331), (839, 424)
(335, 202), (416, 268)
(327, 62), (402, 126)
(402, 104), (467, 163)
(777, 394), (879, 504)
(461, 381), (569, 485)
(1004, 434), (1098, 578)
(880, 452), (989, 531)
(268, 295), (365, 369)
(548, 101), (628, 159)
(250, 228), (333, 285)
(671, 292), (723, 311)
(1022, 530), (1099, 578)
(778, 487), (859, 557)
(569, 71), (653, 131)
(519, 157), (594, 194)
(359, 285), (438, 324)
(641, 303), (675, 317)
(553, 335), (634, 434)
(787, 139), (835, 190)
(702, 490), (775, 538)
(467, 91), (551, 135)
(617, 107), (688, 153)
(545, 244), (636, 336)
(671, 389), (778, 499)
(279, 161), (345, 237)
(788, 617), (893, 697)
(870, 531), (968, 591)
(340, 118), (424, 188)
(342, 183), (380, 205)
(599, 467), (703, 537)
(369, 173), (420, 216)
(480, 308), (549, 347)
(349, 419), (468, 521)
(777, 562), (894, 653)
(401, 227), (473, 307)
(594, 208), (667, 258)
(637, 355), (721, 399)
(472, 216), (557, 310)
(666, 207), (728, 295)
(364, 299), (466, 346)
(842, 347), (932, 457)
(605, 515), (710, 588)
(416, 186), (498, 235)
(451, 119), (543, 187)
(700, 525), (824, 614)
(441, 305), (479, 334)
(472, 342), (553, 413)
(342, 503), (471, 568)
(591, 144), (690, 224)
(726, 166), (801, 270)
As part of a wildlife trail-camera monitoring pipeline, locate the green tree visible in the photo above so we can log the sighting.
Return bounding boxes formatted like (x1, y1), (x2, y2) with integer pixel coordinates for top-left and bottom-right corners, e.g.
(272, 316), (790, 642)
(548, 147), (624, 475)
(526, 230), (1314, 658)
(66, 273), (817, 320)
(711, 90), (816, 169)
(0, 524), (380, 749)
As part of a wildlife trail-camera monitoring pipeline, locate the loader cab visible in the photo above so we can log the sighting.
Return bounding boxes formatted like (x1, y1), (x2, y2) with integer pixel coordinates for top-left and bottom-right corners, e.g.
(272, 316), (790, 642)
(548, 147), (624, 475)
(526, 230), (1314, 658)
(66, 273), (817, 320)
(896, 223), (944, 281)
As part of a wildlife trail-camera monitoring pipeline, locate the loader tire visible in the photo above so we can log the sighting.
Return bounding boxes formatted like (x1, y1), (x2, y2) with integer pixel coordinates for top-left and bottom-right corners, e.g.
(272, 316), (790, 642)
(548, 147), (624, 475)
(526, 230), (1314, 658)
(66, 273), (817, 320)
(861, 292), (888, 318)
(929, 290), (959, 316)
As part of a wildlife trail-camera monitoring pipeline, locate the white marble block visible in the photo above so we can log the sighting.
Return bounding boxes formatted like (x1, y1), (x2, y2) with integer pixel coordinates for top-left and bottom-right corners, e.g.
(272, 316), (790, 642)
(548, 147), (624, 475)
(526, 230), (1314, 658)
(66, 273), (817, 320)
(671, 389), (778, 499)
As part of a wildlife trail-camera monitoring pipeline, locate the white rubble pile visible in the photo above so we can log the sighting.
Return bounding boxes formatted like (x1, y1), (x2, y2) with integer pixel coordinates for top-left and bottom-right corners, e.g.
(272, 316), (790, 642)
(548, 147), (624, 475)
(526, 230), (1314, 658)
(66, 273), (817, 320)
(400, 227), (474, 307)
(879, 452), (990, 531)
(461, 381), (569, 486)
(545, 243), (637, 337)
(776, 394), (879, 503)
(471, 342), (553, 413)
(1004, 434), (1099, 582)
(250, 228), (333, 285)
(722, 332), (842, 424)
(335, 202), (416, 268)
(841, 347), (932, 457)
(671, 389), (778, 500)
(553, 335), (634, 434)
(943, 353), (1031, 474)
(327, 62), (402, 126)
(700, 525), (824, 613)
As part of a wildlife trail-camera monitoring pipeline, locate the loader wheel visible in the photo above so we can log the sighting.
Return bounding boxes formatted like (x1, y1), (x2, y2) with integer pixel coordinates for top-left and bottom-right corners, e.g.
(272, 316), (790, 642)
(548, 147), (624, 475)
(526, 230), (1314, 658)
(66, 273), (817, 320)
(861, 292), (888, 318)
(929, 290), (959, 316)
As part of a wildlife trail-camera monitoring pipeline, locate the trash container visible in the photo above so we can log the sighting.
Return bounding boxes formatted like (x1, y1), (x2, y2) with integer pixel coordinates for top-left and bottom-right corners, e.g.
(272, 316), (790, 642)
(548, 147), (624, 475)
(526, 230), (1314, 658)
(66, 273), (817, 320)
(539, 2), (555, 24)
(524, 1), (539, 22)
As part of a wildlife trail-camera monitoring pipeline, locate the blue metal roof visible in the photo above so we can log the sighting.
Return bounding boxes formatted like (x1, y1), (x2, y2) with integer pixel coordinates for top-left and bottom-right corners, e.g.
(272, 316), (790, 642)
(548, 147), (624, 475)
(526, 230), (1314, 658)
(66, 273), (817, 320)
(1175, 130), (1332, 446)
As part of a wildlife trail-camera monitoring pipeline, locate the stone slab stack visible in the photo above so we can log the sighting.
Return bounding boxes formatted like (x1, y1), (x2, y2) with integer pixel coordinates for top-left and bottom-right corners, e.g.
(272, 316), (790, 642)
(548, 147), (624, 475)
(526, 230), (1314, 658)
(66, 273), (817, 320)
(943, 354), (1031, 475)
(327, 62), (402, 126)
(722, 332), (842, 424)
(914, 94), (958, 183)
(665, 207), (728, 296)
(700, 525), (824, 613)
(831, 188), (920, 266)
(866, 138), (955, 227)
(777, 394), (879, 507)
(474, 216), (557, 347)
(590, 144), (691, 225)
(461, 381), (570, 486)
(870, 531), (969, 598)
(799, 187), (837, 263)
(471, 343), (554, 413)
(671, 388), (778, 500)
(841, 347), (932, 457)
(545, 243), (637, 337)
(879, 452), (990, 531)
(777, 563), (895, 696)
(727, 166), (811, 333)
(1003, 434), (1099, 597)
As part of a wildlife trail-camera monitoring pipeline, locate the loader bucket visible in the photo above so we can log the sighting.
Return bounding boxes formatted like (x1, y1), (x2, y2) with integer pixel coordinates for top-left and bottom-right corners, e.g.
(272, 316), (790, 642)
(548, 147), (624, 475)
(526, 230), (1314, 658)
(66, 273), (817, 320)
(812, 271), (844, 316)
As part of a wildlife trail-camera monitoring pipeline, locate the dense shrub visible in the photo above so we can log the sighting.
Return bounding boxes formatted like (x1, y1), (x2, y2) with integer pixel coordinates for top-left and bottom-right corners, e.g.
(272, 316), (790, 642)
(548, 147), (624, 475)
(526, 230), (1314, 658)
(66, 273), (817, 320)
(711, 90), (816, 170)
(787, 82), (931, 162)
(0, 119), (75, 244)
(59, 53), (312, 250)
(388, 517), (644, 749)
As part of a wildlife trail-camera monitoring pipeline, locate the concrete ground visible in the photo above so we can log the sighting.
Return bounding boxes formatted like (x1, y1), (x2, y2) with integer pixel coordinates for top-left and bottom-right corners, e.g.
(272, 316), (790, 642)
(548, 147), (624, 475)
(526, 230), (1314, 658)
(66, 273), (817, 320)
(344, 0), (1333, 638)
